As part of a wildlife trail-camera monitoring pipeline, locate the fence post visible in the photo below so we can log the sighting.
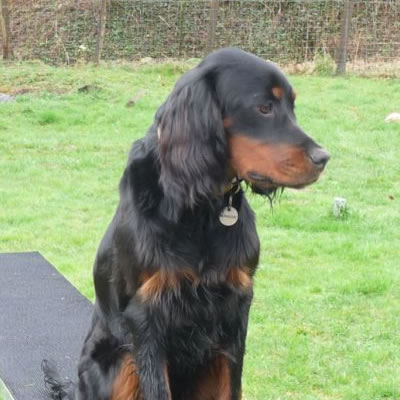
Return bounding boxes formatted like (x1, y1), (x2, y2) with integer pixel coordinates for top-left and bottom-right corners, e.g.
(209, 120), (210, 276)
(336, 0), (353, 75)
(207, 0), (218, 54)
(95, 0), (107, 64)
(0, 0), (12, 60)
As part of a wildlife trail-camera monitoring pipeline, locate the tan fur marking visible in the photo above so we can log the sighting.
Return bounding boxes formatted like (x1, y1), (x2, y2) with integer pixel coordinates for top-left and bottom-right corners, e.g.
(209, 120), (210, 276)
(164, 364), (172, 400)
(138, 269), (200, 303)
(112, 355), (141, 400)
(193, 355), (231, 400)
(272, 86), (283, 100)
(226, 267), (252, 290)
(218, 355), (232, 400)
(138, 270), (178, 303)
(223, 117), (234, 128)
(292, 89), (297, 101)
(229, 135), (319, 188)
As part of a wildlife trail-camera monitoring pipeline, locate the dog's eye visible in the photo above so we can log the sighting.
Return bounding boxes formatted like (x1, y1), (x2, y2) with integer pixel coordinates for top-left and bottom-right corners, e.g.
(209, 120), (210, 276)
(258, 104), (272, 115)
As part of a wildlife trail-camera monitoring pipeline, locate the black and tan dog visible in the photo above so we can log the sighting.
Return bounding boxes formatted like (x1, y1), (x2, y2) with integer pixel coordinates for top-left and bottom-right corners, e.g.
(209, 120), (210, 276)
(43, 48), (329, 400)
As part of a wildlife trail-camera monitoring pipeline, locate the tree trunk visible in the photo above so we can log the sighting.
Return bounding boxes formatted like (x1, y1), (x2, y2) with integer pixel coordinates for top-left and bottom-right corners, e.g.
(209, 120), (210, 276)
(207, 0), (218, 54)
(336, 0), (353, 75)
(95, 0), (107, 65)
(0, 0), (12, 60)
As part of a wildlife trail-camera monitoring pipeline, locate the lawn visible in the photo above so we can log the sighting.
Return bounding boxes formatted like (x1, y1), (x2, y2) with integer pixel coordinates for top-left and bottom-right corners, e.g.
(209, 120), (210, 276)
(0, 61), (400, 400)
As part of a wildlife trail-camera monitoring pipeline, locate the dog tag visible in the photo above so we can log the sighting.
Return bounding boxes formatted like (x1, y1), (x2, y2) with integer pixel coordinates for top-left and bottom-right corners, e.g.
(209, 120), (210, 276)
(219, 196), (238, 226)
(219, 206), (238, 226)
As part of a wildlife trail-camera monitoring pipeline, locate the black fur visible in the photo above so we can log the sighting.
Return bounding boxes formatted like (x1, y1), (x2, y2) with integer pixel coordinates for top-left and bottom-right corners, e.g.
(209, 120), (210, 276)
(43, 48), (328, 400)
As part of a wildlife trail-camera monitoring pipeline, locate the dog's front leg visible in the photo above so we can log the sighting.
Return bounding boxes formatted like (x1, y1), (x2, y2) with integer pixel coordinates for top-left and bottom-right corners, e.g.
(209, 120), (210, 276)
(123, 299), (171, 400)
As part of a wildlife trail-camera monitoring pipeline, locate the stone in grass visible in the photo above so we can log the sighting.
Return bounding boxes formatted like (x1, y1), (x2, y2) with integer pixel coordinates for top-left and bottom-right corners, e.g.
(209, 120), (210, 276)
(0, 93), (15, 103)
(126, 90), (146, 108)
(140, 57), (153, 64)
(78, 85), (102, 93)
(333, 197), (348, 219)
(385, 113), (400, 123)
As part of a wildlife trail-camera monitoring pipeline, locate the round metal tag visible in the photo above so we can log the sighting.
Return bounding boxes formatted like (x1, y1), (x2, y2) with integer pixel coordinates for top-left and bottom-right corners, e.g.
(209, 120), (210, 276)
(219, 206), (238, 226)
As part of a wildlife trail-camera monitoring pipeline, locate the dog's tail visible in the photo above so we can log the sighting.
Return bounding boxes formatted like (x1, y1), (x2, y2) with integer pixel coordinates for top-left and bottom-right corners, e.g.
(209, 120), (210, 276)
(42, 359), (76, 400)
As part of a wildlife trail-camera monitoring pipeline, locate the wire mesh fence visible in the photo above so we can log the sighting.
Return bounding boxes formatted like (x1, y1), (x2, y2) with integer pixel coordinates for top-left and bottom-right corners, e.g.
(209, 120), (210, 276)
(1, 0), (400, 75)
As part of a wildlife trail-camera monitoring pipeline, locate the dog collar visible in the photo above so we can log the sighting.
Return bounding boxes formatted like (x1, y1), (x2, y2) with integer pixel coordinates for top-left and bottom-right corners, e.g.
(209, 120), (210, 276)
(224, 176), (242, 195)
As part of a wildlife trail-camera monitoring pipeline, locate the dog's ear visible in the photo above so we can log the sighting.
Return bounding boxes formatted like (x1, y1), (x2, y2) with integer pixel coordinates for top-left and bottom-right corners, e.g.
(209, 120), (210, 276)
(156, 68), (227, 221)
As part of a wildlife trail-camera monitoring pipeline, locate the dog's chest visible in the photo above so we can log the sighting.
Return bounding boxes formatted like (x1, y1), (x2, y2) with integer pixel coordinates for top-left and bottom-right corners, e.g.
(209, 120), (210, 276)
(141, 269), (253, 367)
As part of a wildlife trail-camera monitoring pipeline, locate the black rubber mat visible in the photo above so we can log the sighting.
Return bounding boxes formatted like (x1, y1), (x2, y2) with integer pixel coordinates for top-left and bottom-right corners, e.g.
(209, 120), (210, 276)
(0, 252), (93, 400)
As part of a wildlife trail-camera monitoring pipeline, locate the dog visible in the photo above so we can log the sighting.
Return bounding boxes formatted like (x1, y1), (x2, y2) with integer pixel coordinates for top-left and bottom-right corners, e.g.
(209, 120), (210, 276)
(43, 48), (329, 400)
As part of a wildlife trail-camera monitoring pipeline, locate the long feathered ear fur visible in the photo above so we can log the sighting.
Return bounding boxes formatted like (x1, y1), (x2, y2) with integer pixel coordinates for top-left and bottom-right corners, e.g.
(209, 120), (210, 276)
(156, 67), (228, 221)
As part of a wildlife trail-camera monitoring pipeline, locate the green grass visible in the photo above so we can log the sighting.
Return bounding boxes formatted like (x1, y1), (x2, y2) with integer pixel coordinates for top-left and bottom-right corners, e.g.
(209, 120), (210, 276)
(1, 61), (400, 400)
(0, 379), (13, 400)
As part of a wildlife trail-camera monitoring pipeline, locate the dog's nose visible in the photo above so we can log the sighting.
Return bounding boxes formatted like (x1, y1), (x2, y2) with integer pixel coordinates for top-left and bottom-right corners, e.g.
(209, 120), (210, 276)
(309, 148), (330, 169)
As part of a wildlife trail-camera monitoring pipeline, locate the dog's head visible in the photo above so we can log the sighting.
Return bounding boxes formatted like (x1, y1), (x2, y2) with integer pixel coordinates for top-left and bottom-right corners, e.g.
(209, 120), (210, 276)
(156, 48), (329, 219)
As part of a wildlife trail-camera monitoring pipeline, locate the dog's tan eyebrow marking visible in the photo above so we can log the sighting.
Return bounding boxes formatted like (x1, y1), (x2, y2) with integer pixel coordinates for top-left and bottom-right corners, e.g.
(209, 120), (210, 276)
(272, 86), (283, 100)
(292, 90), (297, 101)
